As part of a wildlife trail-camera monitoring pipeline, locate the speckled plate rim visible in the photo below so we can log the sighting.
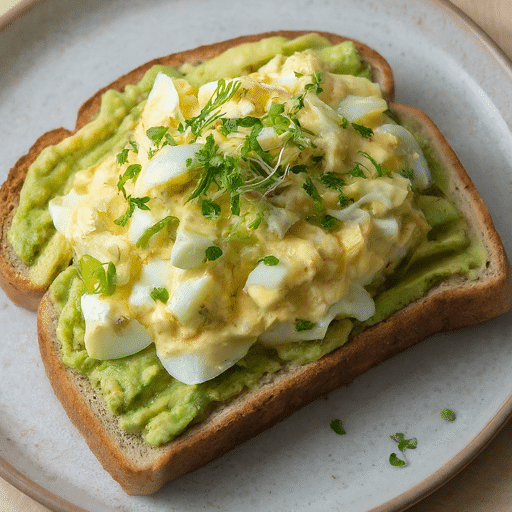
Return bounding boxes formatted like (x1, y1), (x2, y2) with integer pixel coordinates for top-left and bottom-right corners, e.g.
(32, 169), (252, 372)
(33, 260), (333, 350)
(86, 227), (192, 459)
(0, 0), (511, 511)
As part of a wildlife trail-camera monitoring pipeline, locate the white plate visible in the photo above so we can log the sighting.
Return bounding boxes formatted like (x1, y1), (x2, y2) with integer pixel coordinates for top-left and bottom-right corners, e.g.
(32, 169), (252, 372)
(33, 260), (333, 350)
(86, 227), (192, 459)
(1, 1), (511, 511)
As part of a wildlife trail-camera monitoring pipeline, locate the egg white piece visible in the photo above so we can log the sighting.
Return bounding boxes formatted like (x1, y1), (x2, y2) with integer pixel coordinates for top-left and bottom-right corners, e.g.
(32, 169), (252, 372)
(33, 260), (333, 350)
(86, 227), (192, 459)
(157, 340), (252, 385)
(48, 189), (84, 235)
(373, 217), (400, 240)
(265, 206), (300, 239)
(376, 124), (431, 189)
(81, 294), (153, 360)
(144, 72), (180, 127)
(256, 127), (281, 151)
(336, 94), (388, 123)
(128, 208), (156, 245)
(170, 228), (213, 269)
(244, 261), (289, 308)
(327, 191), (393, 225)
(258, 282), (375, 345)
(168, 273), (214, 324)
(129, 259), (171, 309)
(137, 143), (203, 194)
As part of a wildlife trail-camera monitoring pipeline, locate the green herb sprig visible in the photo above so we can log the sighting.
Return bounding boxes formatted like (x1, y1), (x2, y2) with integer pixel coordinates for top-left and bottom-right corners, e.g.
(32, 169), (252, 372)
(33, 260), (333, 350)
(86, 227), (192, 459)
(78, 255), (117, 296)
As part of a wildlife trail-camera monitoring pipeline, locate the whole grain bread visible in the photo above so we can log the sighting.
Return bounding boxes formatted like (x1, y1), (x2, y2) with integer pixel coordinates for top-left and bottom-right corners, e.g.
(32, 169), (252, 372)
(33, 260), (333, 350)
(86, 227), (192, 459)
(2, 32), (511, 495)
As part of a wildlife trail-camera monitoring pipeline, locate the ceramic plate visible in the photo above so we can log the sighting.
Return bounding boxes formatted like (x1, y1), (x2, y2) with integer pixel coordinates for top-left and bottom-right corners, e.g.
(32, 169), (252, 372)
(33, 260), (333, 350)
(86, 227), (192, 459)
(1, 0), (511, 511)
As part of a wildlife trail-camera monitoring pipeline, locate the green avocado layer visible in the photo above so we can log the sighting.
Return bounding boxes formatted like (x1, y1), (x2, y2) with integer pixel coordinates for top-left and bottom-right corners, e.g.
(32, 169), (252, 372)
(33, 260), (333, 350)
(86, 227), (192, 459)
(12, 34), (486, 446)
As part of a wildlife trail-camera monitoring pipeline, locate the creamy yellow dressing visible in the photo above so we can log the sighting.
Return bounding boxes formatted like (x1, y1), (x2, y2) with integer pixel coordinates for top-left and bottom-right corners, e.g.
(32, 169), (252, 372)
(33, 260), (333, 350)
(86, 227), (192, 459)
(48, 50), (430, 383)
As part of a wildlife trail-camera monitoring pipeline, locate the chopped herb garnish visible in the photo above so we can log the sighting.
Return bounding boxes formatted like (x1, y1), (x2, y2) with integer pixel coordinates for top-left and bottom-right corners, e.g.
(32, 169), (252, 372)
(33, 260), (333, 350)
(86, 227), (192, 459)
(230, 193), (240, 216)
(117, 164), (142, 199)
(146, 127), (178, 159)
(340, 116), (349, 129)
(349, 162), (367, 178)
(205, 245), (223, 261)
(321, 214), (339, 231)
(338, 191), (353, 207)
(330, 419), (346, 435)
(258, 255), (279, 266)
(181, 78), (241, 137)
(241, 123), (272, 165)
(351, 123), (373, 140)
(146, 126), (169, 146)
(320, 171), (346, 190)
(150, 287), (169, 303)
(201, 198), (221, 220)
(441, 409), (456, 421)
(303, 177), (325, 212)
(305, 70), (324, 95)
(389, 453), (406, 467)
(116, 148), (130, 165)
(295, 319), (316, 332)
(248, 212), (263, 230)
(187, 134), (223, 202)
(220, 116), (260, 136)
(136, 215), (178, 249)
(358, 150), (383, 177)
(78, 255), (117, 296)
(400, 168), (415, 182)
(290, 164), (308, 174)
(389, 432), (417, 466)
(114, 196), (150, 227)
(390, 433), (418, 453)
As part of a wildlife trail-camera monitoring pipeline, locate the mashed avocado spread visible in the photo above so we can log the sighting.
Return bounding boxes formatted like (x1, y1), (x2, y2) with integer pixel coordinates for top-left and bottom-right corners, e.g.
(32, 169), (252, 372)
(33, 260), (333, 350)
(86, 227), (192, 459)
(11, 34), (486, 446)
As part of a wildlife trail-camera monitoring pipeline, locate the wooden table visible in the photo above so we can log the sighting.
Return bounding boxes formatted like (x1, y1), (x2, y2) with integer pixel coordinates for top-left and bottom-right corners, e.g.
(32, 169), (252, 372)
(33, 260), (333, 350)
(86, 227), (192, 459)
(0, 0), (511, 510)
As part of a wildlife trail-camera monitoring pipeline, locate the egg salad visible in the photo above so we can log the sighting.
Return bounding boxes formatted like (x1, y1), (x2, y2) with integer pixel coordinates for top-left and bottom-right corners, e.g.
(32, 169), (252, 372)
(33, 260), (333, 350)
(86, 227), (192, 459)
(48, 49), (431, 386)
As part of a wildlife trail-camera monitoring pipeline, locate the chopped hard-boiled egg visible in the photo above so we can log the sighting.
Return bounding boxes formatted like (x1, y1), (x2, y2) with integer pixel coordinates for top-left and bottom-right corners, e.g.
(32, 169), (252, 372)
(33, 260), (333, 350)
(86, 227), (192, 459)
(376, 124), (431, 189)
(142, 72), (180, 128)
(244, 260), (289, 308)
(170, 227), (213, 269)
(337, 94), (388, 123)
(129, 258), (171, 310)
(168, 273), (215, 324)
(81, 294), (153, 360)
(259, 282), (375, 345)
(48, 190), (84, 235)
(136, 143), (202, 195)
(59, 48), (431, 385)
(156, 335), (254, 385)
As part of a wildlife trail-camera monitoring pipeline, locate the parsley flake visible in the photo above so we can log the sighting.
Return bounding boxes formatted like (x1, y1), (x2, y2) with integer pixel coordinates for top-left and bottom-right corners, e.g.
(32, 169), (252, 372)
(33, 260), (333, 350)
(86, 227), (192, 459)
(330, 419), (346, 435)
(117, 164), (142, 199)
(150, 287), (169, 303)
(321, 214), (339, 231)
(441, 409), (456, 422)
(351, 123), (373, 140)
(389, 453), (406, 467)
(303, 177), (325, 212)
(201, 198), (221, 220)
(182, 78), (241, 137)
(114, 196), (150, 227)
(295, 319), (316, 332)
(258, 255), (279, 266)
(205, 246), (223, 261)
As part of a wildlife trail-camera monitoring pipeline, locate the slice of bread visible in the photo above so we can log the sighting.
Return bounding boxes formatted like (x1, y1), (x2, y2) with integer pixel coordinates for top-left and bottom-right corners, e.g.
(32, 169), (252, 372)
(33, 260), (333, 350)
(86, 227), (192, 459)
(2, 32), (511, 495)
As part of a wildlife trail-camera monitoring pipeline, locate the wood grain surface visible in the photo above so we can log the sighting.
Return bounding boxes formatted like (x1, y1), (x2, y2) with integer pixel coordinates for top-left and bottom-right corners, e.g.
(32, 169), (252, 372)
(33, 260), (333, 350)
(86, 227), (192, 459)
(0, 0), (511, 510)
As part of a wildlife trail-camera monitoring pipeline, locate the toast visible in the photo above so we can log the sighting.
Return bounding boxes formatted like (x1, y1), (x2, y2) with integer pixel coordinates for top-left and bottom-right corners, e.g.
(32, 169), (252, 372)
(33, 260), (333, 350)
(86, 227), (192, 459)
(1, 32), (511, 496)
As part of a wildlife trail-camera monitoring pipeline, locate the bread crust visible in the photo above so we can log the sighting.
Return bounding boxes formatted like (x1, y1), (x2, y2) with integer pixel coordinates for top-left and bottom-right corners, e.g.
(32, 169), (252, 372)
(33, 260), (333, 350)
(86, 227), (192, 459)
(3, 31), (511, 494)
(0, 31), (394, 312)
